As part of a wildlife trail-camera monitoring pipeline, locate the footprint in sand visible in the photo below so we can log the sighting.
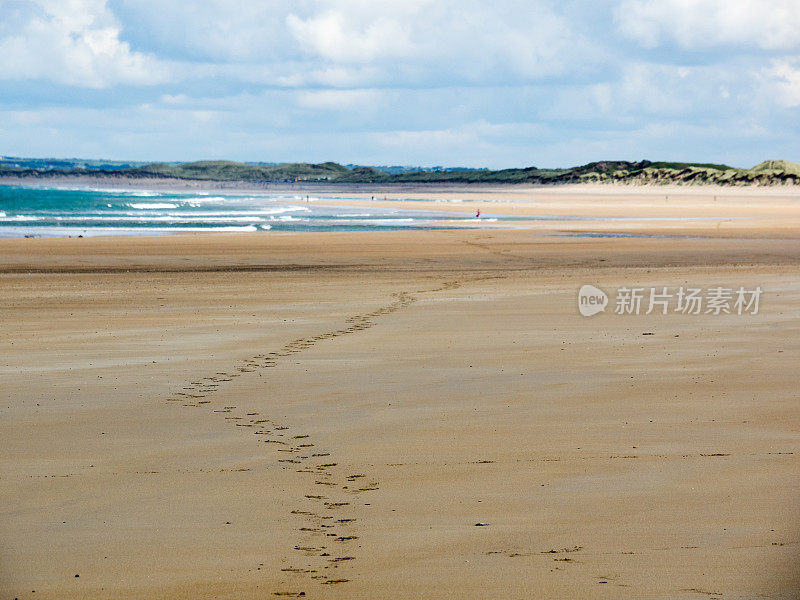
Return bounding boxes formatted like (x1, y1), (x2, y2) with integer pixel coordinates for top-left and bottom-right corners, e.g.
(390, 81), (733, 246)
(164, 281), (474, 589)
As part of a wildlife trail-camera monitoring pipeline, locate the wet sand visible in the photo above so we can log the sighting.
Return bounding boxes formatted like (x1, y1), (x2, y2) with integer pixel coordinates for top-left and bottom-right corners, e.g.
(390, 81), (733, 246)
(1, 187), (799, 599)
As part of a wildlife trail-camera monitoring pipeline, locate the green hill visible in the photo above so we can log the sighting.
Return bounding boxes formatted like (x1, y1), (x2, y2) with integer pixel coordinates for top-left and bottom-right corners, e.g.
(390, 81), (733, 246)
(1, 157), (798, 186)
(128, 160), (349, 181)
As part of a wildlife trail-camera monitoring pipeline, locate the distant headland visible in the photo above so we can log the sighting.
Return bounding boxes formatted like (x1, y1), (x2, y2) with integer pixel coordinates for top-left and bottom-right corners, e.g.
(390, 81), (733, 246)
(1, 156), (799, 186)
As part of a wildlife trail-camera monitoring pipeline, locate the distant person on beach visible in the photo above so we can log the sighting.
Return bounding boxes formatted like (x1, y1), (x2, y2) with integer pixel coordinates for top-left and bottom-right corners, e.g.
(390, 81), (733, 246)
(476, 209), (481, 218)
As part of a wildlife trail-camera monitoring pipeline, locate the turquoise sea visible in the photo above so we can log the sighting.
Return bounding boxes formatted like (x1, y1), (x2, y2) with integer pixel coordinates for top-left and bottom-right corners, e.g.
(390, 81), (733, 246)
(0, 184), (724, 238)
(0, 184), (514, 237)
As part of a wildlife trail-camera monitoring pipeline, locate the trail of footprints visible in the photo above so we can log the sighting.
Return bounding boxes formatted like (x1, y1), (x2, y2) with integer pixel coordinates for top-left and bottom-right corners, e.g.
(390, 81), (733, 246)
(165, 281), (471, 595)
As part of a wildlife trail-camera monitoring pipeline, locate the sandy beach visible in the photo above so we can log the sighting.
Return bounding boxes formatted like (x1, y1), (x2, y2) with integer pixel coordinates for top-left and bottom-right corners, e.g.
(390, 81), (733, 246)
(1, 186), (799, 599)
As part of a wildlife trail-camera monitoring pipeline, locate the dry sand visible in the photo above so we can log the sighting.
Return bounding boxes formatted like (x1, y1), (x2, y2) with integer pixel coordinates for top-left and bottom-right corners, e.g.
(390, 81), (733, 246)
(1, 186), (799, 599)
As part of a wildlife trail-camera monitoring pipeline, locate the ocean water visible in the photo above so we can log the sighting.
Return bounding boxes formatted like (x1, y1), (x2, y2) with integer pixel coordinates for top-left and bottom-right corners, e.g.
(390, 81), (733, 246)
(0, 185), (729, 238)
(0, 185), (500, 237)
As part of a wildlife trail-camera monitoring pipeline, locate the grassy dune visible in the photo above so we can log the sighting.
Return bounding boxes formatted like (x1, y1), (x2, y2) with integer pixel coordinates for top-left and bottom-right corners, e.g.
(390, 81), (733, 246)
(1, 158), (799, 186)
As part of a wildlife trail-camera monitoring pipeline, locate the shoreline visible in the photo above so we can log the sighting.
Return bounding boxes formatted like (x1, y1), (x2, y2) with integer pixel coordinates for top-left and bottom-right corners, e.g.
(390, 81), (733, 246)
(2, 180), (800, 241)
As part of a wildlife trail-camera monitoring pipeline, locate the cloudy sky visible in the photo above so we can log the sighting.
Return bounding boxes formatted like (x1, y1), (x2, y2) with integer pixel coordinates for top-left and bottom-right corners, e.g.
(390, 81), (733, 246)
(1, 0), (798, 167)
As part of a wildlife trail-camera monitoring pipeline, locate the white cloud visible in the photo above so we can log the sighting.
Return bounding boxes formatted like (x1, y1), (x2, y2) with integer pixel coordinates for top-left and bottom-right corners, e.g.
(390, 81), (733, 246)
(375, 126), (478, 150)
(0, 0), (599, 91)
(275, 65), (385, 89)
(295, 89), (382, 111)
(1, 0), (798, 167)
(762, 58), (800, 107)
(0, 0), (169, 87)
(594, 63), (703, 115)
(285, 0), (595, 82)
(615, 0), (800, 50)
(286, 8), (417, 64)
(366, 119), (551, 166)
(112, 0), (294, 62)
(105, 0), (598, 87)
(551, 62), (736, 120)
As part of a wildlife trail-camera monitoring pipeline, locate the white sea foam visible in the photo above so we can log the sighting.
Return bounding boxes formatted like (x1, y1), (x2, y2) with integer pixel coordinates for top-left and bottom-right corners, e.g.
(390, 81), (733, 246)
(48, 215), (269, 223)
(129, 202), (179, 209)
(169, 208), (308, 217)
(228, 205), (311, 215)
(173, 196), (228, 203)
(81, 188), (161, 196)
(275, 205), (311, 213)
(6, 215), (44, 221)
